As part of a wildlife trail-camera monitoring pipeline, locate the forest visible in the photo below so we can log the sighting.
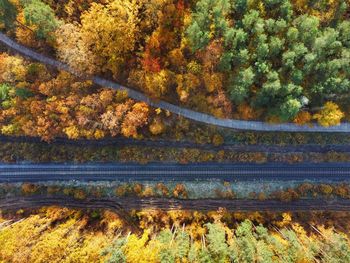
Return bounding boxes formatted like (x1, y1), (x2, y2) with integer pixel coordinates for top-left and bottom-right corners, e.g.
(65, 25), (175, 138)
(0, 0), (350, 141)
(1, 207), (350, 262)
(2, 1), (350, 262)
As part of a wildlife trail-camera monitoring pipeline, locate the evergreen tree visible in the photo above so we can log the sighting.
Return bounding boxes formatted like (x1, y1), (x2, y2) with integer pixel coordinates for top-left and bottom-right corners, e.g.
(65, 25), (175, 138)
(279, 98), (302, 121)
(174, 231), (190, 259)
(186, 0), (231, 51)
(0, 0), (17, 29)
(23, 0), (59, 39)
(187, 0), (350, 122)
(234, 220), (257, 263)
(103, 238), (127, 263)
(228, 67), (255, 104)
(205, 223), (229, 262)
(0, 84), (10, 101)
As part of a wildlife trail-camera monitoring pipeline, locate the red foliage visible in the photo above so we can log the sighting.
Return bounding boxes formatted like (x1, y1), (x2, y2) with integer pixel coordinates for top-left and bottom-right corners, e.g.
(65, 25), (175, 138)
(176, 0), (185, 12)
(142, 50), (162, 73)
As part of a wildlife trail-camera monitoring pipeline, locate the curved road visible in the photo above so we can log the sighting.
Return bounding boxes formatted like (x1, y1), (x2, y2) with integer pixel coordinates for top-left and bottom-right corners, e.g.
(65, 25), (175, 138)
(2, 163), (350, 183)
(1, 196), (350, 212)
(1, 32), (350, 133)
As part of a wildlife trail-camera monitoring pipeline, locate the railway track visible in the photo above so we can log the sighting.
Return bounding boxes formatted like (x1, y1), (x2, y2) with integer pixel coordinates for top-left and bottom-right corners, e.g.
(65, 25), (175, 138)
(1, 163), (350, 182)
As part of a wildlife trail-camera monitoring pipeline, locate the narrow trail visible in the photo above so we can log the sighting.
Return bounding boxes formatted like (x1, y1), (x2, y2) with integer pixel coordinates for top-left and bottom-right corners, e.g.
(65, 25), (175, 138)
(1, 196), (350, 211)
(1, 32), (350, 133)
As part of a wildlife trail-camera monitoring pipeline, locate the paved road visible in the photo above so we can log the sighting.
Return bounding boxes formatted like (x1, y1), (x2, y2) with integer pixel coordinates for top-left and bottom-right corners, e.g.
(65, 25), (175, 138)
(1, 32), (350, 133)
(1, 163), (350, 183)
(1, 196), (350, 211)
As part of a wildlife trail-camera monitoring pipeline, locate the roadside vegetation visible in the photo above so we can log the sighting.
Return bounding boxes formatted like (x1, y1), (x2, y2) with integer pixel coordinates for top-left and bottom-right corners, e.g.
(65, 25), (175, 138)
(0, 0), (350, 144)
(1, 207), (350, 262)
(2, 180), (350, 202)
(2, 140), (350, 164)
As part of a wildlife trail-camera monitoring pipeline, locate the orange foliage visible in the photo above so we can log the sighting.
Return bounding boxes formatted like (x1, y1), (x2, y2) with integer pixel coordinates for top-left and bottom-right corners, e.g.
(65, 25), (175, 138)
(293, 111), (312, 125)
(237, 103), (255, 120)
(122, 102), (150, 138)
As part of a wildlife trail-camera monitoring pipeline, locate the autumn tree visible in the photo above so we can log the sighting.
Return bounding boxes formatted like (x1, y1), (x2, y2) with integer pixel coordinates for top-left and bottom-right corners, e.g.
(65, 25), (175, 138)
(313, 101), (344, 127)
(55, 23), (97, 74)
(121, 102), (149, 138)
(100, 100), (133, 137)
(149, 117), (165, 135)
(0, 54), (27, 84)
(293, 111), (311, 125)
(128, 69), (175, 97)
(79, 0), (140, 77)
(291, 0), (349, 23)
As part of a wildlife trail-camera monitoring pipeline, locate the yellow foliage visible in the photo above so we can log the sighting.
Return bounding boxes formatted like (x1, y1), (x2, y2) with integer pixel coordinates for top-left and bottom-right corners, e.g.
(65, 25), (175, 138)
(63, 125), (80, 139)
(55, 23), (97, 74)
(2, 208), (350, 262)
(0, 54), (26, 84)
(292, 223), (307, 237)
(168, 48), (186, 68)
(15, 12), (38, 47)
(141, 186), (155, 197)
(79, 0), (140, 76)
(123, 231), (161, 263)
(0, 208), (112, 263)
(212, 134), (224, 146)
(292, 0), (344, 22)
(313, 102), (344, 127)
(63, 233), (109, 263)
(203, 72), (223, 93)
(0, 218), (45, 261)
(276, 212), (292, 228)
(29, 218), (79, 262)
(149, 117), (165, 135)
(145, 70), (174, 97)
(155, 108), (162, 115)
(94, 129), (105, 140)
(129, 69), (174, 97)
(176, 73), (201, 102)
(80, 129), (95, 139)
(1, 124), (19, 136)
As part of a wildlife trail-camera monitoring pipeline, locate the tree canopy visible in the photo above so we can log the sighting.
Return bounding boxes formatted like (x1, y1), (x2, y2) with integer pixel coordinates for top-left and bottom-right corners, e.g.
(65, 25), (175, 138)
(1, 0), (350, 129)
(22, 0), (59, 39)
(0, 0), (17, 29)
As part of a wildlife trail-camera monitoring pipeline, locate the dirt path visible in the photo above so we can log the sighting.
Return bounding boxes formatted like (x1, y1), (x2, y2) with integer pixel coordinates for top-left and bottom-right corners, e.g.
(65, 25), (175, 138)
(1, 196), (349, 211)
